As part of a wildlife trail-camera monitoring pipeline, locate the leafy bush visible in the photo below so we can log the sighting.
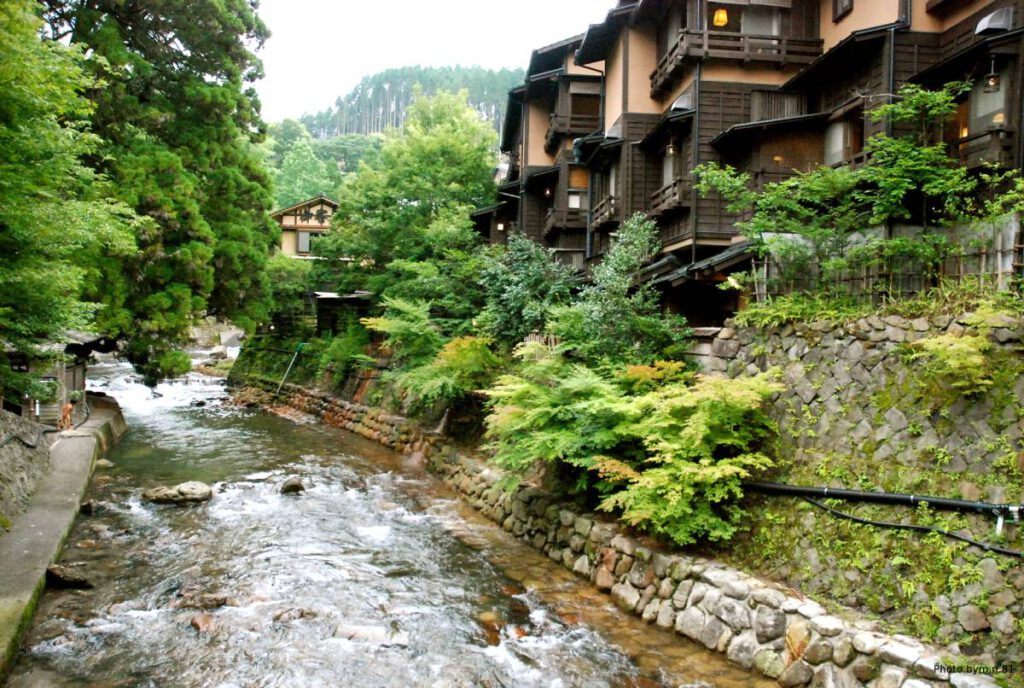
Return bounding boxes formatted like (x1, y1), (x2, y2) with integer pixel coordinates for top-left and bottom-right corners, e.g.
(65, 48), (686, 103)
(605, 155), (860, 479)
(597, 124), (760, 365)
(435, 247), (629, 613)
(599, 373), (781, 546)
(484, 343), (643, 491)
(318, 321), (372, 384)
(478, 233), (578, 346)
(909, 333), (993, 396)
(361, 297), (444, 365)
(388, 336), (501, 413)
(484, 343), (781, 542)
(547, 213), (690, 365)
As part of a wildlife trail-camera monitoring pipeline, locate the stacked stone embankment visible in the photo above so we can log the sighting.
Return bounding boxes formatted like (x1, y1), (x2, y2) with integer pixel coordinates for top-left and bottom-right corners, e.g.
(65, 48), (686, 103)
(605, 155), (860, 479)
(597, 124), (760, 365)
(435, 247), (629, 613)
(236, 379), (999, 688)
(0, 410), (51, 530)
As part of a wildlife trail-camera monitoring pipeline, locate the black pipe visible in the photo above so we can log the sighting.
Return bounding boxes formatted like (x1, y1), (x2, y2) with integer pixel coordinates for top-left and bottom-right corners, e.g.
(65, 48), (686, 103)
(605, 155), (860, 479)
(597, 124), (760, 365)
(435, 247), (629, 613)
(744, 481), (1018, 517)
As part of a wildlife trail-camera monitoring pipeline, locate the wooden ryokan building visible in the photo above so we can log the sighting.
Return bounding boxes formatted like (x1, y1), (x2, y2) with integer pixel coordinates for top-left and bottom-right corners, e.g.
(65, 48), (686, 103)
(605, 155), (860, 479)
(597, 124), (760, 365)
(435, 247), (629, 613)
(474, 0), (1024, 324)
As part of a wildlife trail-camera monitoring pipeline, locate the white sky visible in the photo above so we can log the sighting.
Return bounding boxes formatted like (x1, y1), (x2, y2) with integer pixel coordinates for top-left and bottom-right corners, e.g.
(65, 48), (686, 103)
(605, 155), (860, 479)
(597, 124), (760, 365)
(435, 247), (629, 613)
(254, 0), (614, 122)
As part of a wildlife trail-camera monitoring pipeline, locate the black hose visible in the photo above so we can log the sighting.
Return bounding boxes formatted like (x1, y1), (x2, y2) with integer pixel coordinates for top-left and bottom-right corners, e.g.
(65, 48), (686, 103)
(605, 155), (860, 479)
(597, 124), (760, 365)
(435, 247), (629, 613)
(745, 481), (1017, 517)
(802, 497), (1024, 559)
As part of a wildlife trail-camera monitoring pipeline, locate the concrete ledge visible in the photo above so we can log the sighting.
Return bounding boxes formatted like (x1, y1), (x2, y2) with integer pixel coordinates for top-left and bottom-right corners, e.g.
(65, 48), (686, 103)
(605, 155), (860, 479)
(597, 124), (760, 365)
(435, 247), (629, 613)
(0, 395), (126, 679)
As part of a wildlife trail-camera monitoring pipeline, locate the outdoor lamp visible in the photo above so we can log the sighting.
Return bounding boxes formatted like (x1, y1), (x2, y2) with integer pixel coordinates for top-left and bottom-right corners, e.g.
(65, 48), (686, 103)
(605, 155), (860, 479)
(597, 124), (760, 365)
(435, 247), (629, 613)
(984, 56), (1001, 93)
(713, 8), (729, 27)
(667, 143), (677, 156)
(496, 222), (506, 231)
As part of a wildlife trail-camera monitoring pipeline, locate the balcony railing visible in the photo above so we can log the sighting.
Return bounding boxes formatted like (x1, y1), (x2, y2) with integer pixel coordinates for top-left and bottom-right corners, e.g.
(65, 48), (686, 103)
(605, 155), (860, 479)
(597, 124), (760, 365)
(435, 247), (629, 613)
(649, 178), (692, 216)
(543, 207), (587, 236)
(952, 128), (1014, 169)
(552, 249), (586, 272)
(592, 195), (619, 227)
(545, 113), (602, 153)
(651, 29), (823, 97)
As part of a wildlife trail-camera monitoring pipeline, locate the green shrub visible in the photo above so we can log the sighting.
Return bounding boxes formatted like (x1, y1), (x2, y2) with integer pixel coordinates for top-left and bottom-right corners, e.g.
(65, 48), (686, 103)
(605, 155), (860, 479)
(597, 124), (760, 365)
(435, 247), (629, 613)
(909, 333), (993, 396)
(361, 297), (444, 365)
(484, 344), (782, 542)
(318, 322), (372, 384)
(599, 373), (781, 546)
(388, 336), (501, 413)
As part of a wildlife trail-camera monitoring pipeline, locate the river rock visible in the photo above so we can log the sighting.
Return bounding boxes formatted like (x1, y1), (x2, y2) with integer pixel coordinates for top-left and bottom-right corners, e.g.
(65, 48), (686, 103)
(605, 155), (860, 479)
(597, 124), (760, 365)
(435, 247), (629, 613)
(46, 564), (93, 589)
(280, 477), (305, 495)
(273, 607), (317, 622)
(95, 459), (115, 469)
(143, 481), (213, 504)
(190, 613), (216, 634)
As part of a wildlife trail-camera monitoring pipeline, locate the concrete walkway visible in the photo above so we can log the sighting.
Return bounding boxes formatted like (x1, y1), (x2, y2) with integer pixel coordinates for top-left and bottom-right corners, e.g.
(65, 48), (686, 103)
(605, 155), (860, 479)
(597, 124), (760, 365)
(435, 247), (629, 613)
(0, 395), (126, 679)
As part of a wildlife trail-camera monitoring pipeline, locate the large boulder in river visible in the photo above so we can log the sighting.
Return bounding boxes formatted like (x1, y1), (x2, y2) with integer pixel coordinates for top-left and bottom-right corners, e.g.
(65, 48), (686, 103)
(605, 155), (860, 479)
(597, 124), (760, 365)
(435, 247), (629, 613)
(143, 481), (213, 505)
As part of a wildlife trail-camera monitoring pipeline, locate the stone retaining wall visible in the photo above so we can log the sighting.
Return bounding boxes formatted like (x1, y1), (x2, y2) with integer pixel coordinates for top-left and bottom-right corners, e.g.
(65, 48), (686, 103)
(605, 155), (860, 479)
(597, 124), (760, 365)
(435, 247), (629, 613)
(697, 313), (1024, 666)
(0, 410), (50, 530)
(236, 380), (998, 688)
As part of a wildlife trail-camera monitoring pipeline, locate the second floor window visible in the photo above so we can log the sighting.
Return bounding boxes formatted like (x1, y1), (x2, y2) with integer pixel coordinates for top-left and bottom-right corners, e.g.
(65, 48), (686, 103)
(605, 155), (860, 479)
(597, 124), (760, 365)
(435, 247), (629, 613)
(297, 231), (311, 254)
(708, 3), (781, 35)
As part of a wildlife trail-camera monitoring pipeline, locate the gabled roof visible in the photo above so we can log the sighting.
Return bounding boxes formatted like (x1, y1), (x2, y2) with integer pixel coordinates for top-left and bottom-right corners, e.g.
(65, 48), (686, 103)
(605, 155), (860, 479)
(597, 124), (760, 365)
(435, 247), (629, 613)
(270, 194), (339, 218)
(655, 241), (754, 287)
(528, 34), (584, 76)
(640, 110), (695, 148)
(575, 3), (638, 65)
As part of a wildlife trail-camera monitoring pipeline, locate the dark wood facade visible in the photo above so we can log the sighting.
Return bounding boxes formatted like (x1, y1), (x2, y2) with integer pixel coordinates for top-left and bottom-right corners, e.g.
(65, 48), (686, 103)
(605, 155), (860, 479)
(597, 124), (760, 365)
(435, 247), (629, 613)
(473, 0), (1024, 324)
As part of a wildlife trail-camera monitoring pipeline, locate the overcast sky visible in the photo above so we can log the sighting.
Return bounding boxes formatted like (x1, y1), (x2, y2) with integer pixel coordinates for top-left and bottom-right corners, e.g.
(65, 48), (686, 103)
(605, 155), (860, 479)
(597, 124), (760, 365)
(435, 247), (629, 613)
(253, 0), (614, 123)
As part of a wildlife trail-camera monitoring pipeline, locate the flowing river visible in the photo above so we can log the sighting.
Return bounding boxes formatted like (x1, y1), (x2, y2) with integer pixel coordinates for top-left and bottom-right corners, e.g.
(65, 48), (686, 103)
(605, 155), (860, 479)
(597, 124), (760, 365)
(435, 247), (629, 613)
(6, 363), (771, 688)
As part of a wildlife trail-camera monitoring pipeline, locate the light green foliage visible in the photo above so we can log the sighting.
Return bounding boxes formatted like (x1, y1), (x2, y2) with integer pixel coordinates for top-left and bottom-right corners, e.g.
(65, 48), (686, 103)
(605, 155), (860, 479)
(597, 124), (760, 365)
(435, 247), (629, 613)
(274, 137), (331, 209)
(44, 0), (277, 384)
(548, 214), (690, 365)
(484, 343), (642, 490)
(478, 233), (578, 346)
(388, 336), (501, 413)
(265, 253), (313, 329)
(484, 345), (781, 542)
(318, 322), (372, 384)
(316, 90), (496, 337)
(910, 334), (994, 396)
(0, 0), (136, 393)
(361, 297), (444, 366)
(600, 373), (781, 546)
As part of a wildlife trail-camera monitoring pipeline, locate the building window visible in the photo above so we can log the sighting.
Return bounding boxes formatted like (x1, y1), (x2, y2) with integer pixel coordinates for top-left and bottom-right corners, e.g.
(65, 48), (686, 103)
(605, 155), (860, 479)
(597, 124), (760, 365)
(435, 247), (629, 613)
(663, 146), (676, 186)
(297, 231), (311, 254)
(833, 0), (853, 22)
(970, 70), (1007, 132)
(568, 191), (589, 210)
(742, 6), (780, 35)
(608, 162), (619, 198)
(824, 117), (864, 166)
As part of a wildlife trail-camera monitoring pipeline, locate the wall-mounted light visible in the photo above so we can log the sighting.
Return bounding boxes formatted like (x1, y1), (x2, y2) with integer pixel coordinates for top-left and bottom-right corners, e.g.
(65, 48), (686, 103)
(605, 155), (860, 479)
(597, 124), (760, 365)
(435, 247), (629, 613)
(984, 55), (1001, 93)
(667, 143), (677, 156)
(772, 154), (784, 163)
(496, 222), (506, 232)
(544, 188), (552, 198)
(993, 112), (1006, 126)
(713, 8), (729, 27)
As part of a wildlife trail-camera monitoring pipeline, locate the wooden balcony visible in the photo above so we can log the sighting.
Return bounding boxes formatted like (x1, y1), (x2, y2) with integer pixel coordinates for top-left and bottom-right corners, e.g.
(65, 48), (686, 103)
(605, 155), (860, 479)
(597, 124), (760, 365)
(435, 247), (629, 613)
(545, 113), (602, 153)
(649, 178), (692, 216)
(651, 29), (823, 97)
(552, 249), (586, 272)
(952, 128), (1014, 169)
(543, 207), (587, 236)
(592, 195), (620, 227)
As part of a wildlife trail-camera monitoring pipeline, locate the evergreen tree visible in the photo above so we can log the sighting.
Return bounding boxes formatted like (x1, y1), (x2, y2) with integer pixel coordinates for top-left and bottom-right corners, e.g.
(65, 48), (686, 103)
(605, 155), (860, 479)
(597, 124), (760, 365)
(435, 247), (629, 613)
(42, 0), (277, 383)
(275, 138), (331, 209)
(0, 0), (136, 393)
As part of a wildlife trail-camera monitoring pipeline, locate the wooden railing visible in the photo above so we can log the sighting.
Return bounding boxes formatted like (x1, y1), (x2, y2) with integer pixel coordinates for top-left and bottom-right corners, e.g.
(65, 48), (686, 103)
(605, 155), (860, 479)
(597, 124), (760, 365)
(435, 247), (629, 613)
(543, 207), (587, 236)
(552, 250), (586, 272)
(952, 128), (1014, 169)
(651, 29), (823, 96)
(649, 178), (692, 215)
(546, 113), (602, 152)
(592, 195), (619, 227)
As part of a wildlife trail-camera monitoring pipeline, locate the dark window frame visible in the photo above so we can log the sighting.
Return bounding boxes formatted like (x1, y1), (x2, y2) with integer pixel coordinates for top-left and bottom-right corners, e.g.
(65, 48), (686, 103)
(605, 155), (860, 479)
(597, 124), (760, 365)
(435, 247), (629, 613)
(833, 0), (853, 22)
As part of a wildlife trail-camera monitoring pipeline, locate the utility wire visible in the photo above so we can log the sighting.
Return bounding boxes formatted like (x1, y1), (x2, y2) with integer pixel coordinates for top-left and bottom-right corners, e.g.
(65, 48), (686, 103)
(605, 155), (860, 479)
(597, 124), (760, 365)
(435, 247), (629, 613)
(803, 497), (1024, 559)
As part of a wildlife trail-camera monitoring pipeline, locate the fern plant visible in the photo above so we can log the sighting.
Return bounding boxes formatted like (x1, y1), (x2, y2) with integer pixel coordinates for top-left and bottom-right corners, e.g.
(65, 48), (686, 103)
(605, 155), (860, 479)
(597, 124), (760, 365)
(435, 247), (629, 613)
(388, 336), (501, 413)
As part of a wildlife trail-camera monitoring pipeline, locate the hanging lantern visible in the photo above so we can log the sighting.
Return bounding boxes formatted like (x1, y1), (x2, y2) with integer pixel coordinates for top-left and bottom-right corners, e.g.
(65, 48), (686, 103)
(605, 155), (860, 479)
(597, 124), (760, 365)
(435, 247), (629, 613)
(984, 55), (1001, 93)
(713, 8), (729, 27)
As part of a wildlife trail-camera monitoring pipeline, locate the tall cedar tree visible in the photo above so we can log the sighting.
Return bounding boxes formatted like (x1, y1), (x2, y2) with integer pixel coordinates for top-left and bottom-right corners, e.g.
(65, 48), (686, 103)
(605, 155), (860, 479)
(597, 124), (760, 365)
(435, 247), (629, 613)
(0, 0), (136, 393)
(41, 0), (278, 383)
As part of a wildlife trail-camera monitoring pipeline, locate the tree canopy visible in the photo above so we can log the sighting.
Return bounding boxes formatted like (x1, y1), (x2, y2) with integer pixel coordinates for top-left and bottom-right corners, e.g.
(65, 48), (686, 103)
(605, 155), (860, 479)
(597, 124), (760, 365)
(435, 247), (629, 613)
(41, 0), (278, 383)
(0, 0), (136, 391)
